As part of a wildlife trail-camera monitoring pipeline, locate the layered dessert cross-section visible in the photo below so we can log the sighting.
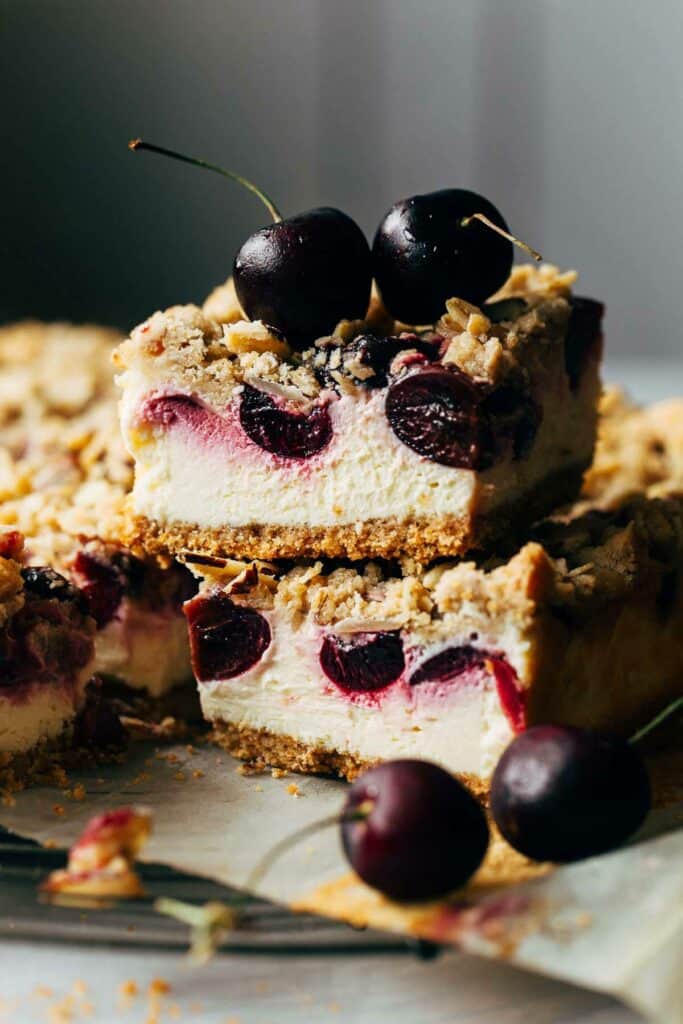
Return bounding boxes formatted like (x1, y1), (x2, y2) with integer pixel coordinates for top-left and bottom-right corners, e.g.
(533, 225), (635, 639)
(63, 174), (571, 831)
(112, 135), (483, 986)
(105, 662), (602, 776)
(116, 264), (603, 563)
(0, 530), (96, 767)
(182, 495), (683, 788)
(0, 322), (195, 705)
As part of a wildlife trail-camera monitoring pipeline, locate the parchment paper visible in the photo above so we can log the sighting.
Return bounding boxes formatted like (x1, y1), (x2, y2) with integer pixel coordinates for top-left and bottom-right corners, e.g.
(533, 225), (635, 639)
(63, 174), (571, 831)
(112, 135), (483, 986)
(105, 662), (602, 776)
(1, 742), (681, 1024)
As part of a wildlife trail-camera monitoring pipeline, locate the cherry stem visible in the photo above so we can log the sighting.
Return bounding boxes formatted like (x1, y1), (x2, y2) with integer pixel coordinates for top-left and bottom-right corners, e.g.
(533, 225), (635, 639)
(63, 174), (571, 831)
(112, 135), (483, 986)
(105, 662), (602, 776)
(128, 138), (282, 223)
(246, 813), (341, 892)
(461, 213), (542, 262)
(629, 696), (683, 746)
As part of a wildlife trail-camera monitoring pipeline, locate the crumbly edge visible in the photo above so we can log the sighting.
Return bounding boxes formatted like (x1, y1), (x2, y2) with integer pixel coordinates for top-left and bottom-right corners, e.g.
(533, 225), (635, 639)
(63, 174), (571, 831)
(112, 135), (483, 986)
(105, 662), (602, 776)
(0, 322), (135, 568)
(120, 460), (586, 569)
(582, 388), (683, 508)
(114, 263), (576, 407)
(210, 720), (489, 801)
(0, 731), (125, 799)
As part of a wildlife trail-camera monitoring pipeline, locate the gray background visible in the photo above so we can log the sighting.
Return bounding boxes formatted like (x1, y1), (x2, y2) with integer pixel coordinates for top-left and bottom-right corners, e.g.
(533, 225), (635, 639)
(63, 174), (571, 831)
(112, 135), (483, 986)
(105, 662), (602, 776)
(2, 0), (682, 361)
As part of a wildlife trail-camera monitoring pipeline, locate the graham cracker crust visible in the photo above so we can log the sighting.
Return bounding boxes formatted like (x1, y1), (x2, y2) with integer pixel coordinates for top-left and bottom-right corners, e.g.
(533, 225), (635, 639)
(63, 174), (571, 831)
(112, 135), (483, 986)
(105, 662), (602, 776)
(122, 462), (587, 563)
(210, 720), (489, 801)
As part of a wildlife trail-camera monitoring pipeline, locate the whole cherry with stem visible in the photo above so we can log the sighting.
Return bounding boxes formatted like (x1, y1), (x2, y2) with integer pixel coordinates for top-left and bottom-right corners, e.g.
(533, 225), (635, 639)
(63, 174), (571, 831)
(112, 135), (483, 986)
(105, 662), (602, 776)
(372, 188), (542, 325)
(129, 139), (372, 348)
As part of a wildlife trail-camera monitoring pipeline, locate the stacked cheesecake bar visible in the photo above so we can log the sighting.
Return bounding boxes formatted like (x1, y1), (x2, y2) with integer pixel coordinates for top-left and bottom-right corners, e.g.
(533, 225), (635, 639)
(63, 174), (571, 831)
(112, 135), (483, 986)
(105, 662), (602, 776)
(115, 259), (678, 789)
(0, 322), (195, 774)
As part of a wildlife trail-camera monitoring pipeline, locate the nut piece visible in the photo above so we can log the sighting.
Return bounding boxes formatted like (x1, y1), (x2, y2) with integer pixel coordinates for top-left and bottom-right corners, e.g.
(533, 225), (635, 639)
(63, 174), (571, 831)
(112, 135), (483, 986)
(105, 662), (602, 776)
(41, 806), (151, 899)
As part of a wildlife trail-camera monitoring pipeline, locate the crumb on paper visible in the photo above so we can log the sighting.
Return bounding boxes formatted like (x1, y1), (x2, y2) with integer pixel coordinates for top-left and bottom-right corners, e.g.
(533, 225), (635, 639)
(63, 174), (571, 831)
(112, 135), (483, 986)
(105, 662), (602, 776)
(118, 979), (139, 1005)
(32, 985), (54, 999)
(254, 784), (263, 793)
(1, 792), (16, 807)
(173, 771), (186, 782)
(43, 839), (58, 849)
(149, 979), (171, 996)
(71, 980), (87, 996)
(53, 804), (66, 816)
(192, 769), (205, 779)
(287, 782), (301, 798)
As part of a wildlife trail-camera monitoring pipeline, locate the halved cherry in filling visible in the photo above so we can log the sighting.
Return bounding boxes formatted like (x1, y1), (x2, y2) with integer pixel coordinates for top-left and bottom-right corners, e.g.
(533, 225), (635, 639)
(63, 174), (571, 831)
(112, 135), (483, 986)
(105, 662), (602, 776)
(185, 593), (271, 682)
(239, 384), (333, 459)
(409, 645), (526, 732)
(385, 367), (539, 470)
(320, 631), (405, 694)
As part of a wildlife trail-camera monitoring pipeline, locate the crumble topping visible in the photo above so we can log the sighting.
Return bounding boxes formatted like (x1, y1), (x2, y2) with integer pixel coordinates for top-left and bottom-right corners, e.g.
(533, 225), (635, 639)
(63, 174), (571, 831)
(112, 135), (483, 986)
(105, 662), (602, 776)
(0, 323), (141, 571)
(116, 263), (577, 404)
(582, 389), (683, 507)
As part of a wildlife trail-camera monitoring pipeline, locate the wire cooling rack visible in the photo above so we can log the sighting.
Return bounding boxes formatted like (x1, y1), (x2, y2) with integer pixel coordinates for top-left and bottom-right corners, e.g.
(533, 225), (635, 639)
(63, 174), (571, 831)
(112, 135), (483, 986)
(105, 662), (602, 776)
(0, 830), (439, 958)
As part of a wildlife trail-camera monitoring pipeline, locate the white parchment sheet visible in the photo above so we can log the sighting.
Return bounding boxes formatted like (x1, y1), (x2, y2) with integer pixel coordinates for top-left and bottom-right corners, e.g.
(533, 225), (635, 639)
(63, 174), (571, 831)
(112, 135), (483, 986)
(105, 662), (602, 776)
(1, 742), (681, 1024)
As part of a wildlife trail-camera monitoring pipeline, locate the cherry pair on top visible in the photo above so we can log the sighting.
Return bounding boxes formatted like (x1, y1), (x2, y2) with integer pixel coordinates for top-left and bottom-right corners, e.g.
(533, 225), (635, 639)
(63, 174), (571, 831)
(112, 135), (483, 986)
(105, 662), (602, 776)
(130, 139), (536, 346)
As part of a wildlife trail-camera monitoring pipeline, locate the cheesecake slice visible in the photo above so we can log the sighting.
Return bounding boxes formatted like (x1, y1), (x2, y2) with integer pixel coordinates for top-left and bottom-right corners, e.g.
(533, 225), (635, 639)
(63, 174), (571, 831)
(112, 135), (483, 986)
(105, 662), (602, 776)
(182, 494), (683, 787)
(115, 264), (603, 563)
(0, 531), (96, 766)
(0, 322), (194, 703)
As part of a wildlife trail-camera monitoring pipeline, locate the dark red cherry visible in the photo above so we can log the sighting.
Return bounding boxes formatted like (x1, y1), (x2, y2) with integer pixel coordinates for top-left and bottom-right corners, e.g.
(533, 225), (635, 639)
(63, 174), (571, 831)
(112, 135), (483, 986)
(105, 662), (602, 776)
(185, 593), (271, 682)
(21, 566), (86, 609)
(71, 550), (127, 628)
(372, 189), (513, 324)
(234, 208), (372, 349)
(341, 760), (489, 901)
(490, 725), (651, 863)
(239, 384), (333, 459)
(73, 686), (128, 750)
(313, 332), (441, 392)
(410, 645), (487, 687)
(385, 367), (488, 468)
(320, 631), (405, 693)
(564, 297), (605, 390)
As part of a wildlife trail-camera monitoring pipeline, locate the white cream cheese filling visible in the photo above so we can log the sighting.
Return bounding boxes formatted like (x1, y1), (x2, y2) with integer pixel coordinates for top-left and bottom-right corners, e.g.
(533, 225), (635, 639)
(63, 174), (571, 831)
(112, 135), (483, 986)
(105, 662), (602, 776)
(0, 666), (92, 756)
(198, 618), (523, 779)
(120, 367), (596, 532)
(94, 598), (192, 697)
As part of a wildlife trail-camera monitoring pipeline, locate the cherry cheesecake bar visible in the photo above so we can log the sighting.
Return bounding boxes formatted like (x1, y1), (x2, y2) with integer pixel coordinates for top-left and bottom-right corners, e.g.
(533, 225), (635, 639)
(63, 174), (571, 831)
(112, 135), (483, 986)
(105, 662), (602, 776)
(115, 264), (603, 563)
(0, 531), (96, 765)
(182, 494), (683, 786)
(0, 322), (194, 702)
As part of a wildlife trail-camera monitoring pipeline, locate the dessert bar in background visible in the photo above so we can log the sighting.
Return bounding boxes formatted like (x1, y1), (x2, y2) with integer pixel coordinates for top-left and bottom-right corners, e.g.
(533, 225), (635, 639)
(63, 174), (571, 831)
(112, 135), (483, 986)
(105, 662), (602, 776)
(115, 264), (603, 563)
(0, 322), (195, 706)
(183, 494), (683, 786)
(582, 388), (683, 507)
(0, 531), (95, 767)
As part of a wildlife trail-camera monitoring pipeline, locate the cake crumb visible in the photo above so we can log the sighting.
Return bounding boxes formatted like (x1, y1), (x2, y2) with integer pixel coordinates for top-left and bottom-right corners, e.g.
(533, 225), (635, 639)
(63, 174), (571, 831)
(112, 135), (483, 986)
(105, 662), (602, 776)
(149, 979), (170, 996)
(186, 744), (198, 755)
(53, 803), (66, 816)
(2, 792), (16, 807)
(71, 980), (87, 996)
(173, 771), (186, 782)
(71, 784), (86, 801)
(287, 782), (301, 798)
(118, 980), (139, 1003)
(33, 985), (54, 998)
(43, 839), (58, 849)
(271, 767), (288, 779)
(192, 769), (205, 779)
